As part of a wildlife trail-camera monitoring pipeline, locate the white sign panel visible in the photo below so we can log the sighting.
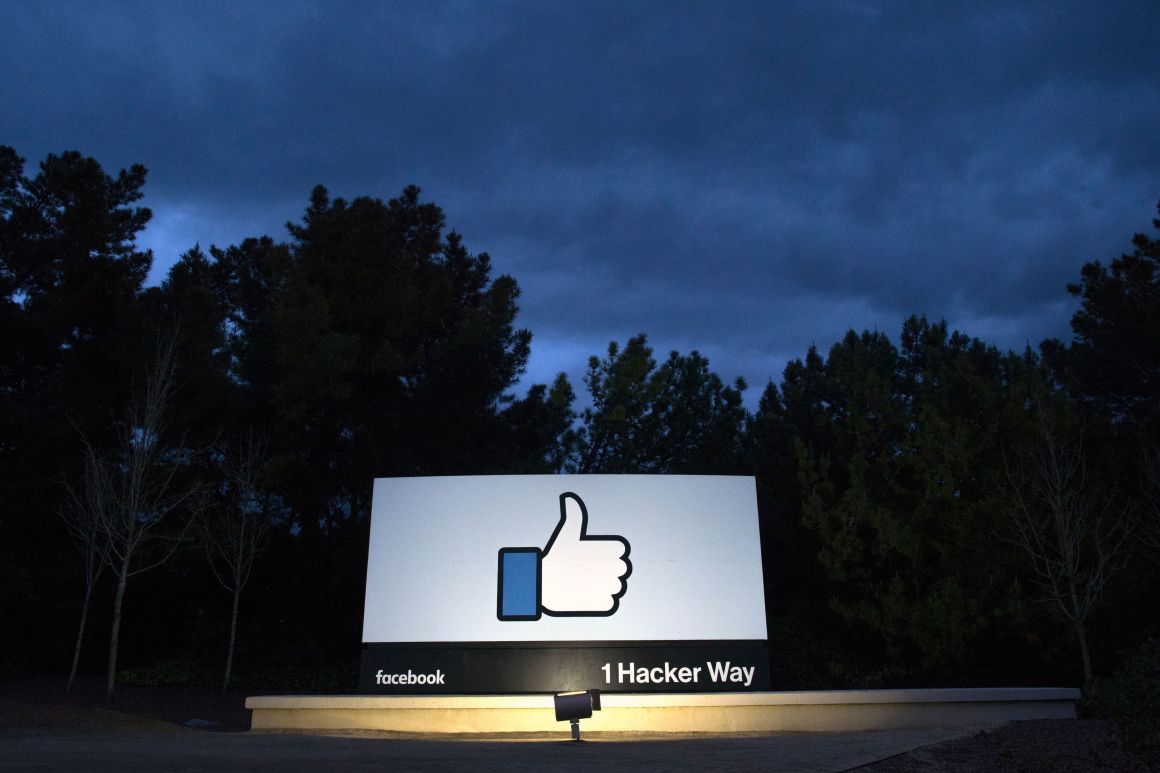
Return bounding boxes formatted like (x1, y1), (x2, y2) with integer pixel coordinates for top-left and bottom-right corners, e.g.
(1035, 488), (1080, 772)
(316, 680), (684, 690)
(362, 475), (767, 643)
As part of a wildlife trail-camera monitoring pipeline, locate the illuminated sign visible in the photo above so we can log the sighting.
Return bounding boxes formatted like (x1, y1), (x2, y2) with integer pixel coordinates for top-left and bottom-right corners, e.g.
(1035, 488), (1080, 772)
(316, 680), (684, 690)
(360, 475), (769, 693)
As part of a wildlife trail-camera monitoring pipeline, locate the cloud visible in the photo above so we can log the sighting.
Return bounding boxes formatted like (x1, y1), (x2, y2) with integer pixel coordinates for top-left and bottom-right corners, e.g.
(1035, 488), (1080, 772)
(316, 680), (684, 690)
(2, 0), (1156, 403)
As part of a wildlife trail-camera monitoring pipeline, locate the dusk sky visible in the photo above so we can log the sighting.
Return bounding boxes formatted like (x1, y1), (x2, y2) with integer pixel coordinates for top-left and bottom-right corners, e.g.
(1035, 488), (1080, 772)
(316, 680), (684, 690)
(4, 1), (1157, 404)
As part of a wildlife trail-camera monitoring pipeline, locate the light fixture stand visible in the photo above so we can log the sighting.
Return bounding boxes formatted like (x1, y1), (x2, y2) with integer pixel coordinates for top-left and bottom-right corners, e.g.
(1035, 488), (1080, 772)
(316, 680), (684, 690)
(553, 689), (601, 742)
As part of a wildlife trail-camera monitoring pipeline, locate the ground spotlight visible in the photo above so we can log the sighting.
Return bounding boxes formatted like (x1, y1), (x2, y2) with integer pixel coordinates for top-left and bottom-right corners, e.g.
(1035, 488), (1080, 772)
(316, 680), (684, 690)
(553, 689), (601, 741)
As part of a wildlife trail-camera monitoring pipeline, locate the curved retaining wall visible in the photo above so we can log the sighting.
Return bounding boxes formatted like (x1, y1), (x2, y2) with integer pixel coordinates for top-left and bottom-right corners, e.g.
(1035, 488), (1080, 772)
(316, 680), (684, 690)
(246, 687), (1080, 733)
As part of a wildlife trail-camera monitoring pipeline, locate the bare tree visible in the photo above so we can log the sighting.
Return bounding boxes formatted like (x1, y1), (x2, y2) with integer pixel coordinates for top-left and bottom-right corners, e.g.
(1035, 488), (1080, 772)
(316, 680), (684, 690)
(1006, 425), (1136, 685)
(198, 430), (276, 691)
(59, 440), (110, 694)
(90, 338), (202, 702)
(1140, 446), (1160, 564)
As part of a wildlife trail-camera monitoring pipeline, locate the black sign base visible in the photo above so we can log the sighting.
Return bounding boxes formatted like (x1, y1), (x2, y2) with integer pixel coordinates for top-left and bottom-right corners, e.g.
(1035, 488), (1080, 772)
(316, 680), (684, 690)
(359, 641), (770, 694)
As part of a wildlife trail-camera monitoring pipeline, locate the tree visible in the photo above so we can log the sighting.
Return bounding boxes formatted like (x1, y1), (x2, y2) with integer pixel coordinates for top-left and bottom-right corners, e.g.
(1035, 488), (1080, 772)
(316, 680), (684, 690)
(84, 337), (202, 701)
(1005, 419), (1136, 685)
(59, 446), (108, 694)
(263, 185), (548, 532)
(747, 374), (848, 690)
(0, 146), (151, 429)
(142, 246), (237, 448)
(796, 318), (1034, 674)
(1033, 203), (1160, 680)
(1051, 201), (1160, 434)
(1, 146), (153, 676)
(198, 431), (278, 691)
(566, 335), (747, 473)
(1142, 447), (1160, 565)
(485, 374), (576, 473)
(193, 185), (568, 658)
(209, 236), (293, 426)
(567, 336), (659, 473)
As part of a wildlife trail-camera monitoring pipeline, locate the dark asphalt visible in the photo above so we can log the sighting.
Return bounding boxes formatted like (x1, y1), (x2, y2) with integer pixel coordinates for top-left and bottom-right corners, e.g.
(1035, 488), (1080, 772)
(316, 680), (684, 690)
(0, 725), (990, 772)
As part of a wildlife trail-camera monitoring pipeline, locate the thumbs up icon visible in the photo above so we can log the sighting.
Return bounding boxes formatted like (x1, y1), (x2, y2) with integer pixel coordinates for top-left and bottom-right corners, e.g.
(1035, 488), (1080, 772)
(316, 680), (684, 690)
(497, 493), (632, 621)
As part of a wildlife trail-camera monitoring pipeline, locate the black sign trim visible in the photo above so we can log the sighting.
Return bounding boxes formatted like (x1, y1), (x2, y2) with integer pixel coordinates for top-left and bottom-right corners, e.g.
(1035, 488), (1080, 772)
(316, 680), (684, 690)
(359, 640), (770, 694)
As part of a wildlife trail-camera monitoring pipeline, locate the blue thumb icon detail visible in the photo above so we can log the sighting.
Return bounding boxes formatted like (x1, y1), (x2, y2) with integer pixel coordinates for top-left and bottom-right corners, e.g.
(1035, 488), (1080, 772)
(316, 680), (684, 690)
(497, 547), (542, 621)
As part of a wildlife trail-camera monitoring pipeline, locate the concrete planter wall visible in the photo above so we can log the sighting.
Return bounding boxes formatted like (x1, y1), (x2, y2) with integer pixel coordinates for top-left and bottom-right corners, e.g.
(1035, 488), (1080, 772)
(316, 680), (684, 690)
(246, 687), (1080, 733)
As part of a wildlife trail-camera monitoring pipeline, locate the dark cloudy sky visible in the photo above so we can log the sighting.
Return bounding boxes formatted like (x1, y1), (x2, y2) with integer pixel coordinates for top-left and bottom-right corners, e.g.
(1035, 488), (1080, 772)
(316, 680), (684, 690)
(4, 1), (1157, 403)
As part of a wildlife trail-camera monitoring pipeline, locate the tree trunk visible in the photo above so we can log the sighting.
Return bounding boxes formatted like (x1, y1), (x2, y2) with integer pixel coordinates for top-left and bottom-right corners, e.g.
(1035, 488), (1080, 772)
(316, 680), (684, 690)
(223, 585), (240, 692)
(1076, 619), (1093, 687)
(66, 582), (95, 695)
(106, 564), (130, 703)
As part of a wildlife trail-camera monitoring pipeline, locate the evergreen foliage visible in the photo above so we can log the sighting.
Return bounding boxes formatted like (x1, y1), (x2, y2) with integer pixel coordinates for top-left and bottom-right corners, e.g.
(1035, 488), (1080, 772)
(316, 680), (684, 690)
(2, 143), (1157, 692)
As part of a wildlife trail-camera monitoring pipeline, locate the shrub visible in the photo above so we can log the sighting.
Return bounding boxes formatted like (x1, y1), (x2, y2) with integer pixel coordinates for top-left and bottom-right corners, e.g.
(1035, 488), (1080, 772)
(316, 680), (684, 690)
(116, 658), (210, 687)
(1093, 638), (1160, 756)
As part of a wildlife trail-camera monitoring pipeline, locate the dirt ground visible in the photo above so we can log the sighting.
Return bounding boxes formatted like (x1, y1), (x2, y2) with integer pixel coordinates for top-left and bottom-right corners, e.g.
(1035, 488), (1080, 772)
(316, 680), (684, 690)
(2, 678), (1156, 771)
(853, 719), (1158, 772)
(0, 676), (252, 733)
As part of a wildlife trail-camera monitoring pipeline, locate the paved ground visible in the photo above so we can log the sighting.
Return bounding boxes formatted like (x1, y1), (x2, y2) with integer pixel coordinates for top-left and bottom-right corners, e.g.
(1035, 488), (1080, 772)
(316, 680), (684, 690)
(0, 725), (992, 772)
